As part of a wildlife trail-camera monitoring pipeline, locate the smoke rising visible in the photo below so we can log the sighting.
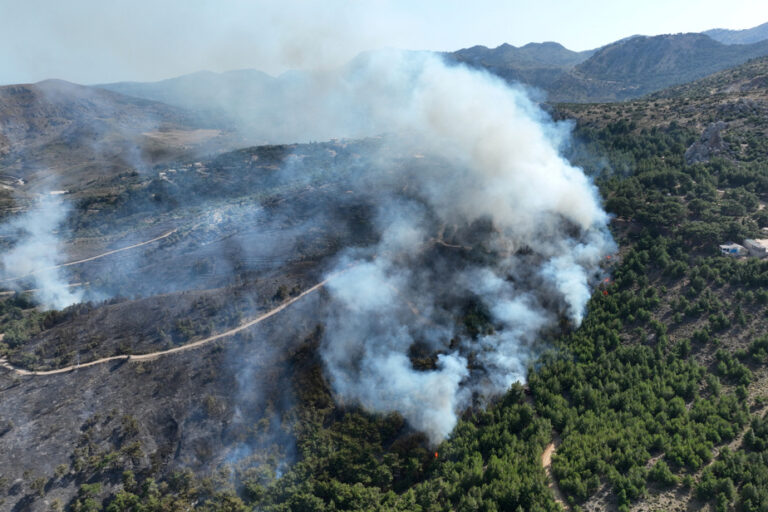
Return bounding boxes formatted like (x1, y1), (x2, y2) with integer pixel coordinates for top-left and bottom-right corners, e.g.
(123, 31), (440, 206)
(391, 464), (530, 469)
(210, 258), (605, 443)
(0, 193), (82, 309)
(309, 51), (614, 444)
(0, 49), (614, 449)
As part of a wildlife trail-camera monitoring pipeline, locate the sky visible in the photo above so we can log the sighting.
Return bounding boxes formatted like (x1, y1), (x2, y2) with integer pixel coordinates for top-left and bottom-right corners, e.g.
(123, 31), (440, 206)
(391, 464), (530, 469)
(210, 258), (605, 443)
(1, 0), (767, 85)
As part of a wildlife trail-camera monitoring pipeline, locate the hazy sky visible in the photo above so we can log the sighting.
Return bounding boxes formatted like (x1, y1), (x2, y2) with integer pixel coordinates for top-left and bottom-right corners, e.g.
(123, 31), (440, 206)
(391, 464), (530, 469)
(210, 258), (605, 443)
(1, 0), (767, 85)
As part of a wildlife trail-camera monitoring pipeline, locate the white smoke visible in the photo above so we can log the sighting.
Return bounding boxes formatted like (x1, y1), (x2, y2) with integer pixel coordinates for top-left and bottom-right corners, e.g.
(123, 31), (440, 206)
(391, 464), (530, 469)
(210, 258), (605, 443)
(315, 51), (615, 444)
(0, 194), (82, 309)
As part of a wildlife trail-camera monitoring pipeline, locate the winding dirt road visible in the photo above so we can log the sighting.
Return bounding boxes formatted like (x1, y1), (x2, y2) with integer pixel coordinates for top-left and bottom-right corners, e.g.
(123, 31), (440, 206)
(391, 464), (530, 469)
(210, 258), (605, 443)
(0, 275), (331, 376)
(0, 228), (178, 284)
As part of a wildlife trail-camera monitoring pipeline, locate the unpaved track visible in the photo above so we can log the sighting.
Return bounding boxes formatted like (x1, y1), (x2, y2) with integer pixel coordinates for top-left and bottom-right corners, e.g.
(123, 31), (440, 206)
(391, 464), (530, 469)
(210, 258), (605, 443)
(0, 354), (133, 376)
(542, 442), (555, 468)
(129, 277), (330, 362)
(0, 229), (178, 284)
(0, 275), (331, 376)
(542, 439), (570, 510)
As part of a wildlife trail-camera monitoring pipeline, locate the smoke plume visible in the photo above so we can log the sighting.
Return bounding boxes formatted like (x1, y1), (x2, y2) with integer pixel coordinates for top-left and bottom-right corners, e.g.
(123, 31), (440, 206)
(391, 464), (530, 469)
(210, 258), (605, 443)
(312, 51), (614, 444)
(0, 50), (614, 447)
(0, 194), (82, 309)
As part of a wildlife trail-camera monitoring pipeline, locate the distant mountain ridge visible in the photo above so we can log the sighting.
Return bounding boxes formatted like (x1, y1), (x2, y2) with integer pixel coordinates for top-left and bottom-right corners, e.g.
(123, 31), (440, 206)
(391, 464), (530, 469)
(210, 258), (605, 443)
(94, 20), (768, 106)
(704, 21), (768, 45)
(451, 41), (594, 70)
(98, 69), (275, 116)
(450, 28), (768, 102)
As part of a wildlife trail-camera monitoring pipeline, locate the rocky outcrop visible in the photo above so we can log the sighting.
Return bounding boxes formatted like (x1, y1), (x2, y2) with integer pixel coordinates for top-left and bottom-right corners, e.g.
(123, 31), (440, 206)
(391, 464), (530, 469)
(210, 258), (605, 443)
(685, 121), (728, 164)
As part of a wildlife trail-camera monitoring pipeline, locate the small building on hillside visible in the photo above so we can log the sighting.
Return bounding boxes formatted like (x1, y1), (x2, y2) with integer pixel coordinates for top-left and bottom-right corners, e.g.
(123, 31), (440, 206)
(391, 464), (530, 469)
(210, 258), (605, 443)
(720, 242), (746, 257)
(744, 239), (768, 258)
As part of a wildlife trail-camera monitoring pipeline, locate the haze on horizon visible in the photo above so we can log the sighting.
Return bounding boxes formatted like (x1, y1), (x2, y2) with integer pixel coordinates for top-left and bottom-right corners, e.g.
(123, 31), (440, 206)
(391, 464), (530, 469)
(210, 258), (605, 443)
(1, 0), (767, 86)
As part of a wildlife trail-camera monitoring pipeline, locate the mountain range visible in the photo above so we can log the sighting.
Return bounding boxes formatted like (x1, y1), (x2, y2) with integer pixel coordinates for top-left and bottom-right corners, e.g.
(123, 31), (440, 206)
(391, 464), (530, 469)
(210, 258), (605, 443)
(87, 21), (768, 118)
(86, 22), (768, 142)
(450, 30), (768, 102)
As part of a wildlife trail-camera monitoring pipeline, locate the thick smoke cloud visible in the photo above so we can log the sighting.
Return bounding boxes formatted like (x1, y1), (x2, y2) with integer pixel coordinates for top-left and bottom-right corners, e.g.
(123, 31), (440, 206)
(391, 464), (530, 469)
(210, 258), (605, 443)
(312, 51), (615, 444)
(0, 48), (613, 448)
(0, 194), (82, 309)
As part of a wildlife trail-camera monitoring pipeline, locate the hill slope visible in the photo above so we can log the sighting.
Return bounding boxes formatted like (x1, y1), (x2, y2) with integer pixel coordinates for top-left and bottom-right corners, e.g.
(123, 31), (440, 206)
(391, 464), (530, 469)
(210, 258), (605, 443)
(650, 55), (768, 98)
(0, 80), (230, 191)
(548, 33), (768, 101)
(704, 21), (768, 45)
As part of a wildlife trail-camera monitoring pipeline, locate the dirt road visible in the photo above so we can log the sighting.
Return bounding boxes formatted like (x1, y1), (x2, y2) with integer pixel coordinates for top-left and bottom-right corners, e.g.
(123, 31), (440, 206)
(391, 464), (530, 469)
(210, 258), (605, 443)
(0, 274), (331, 376)
(0, 229), (178, 284)
(542, 439), (569, 510)
(542, 442), (556, 467)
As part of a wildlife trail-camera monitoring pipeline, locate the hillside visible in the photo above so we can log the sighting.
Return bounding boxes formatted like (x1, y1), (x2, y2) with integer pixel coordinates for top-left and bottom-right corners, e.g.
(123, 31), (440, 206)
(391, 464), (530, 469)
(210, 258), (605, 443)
(0, 80), (233, 192)
(537, 54), (768, 512)
(0, 138), (385, 510)
(544, 33), (768, 102)
(649, 56), (768, 99)
(578, 34), (768, 92)
(6, 36), (768, 512)
(99, 68), (377, 146)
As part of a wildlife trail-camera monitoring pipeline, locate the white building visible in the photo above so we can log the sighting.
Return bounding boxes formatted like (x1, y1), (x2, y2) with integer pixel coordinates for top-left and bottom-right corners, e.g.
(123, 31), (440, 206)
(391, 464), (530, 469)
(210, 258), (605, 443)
(720, 243), (746, 257)
(743, 239), (768, 258)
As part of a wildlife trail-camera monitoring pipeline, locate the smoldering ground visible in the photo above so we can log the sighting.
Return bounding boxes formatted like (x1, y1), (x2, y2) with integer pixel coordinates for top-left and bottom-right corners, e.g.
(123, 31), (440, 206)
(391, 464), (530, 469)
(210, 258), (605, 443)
(0, 49), (613, 454)
(0, 193), (84, 310)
